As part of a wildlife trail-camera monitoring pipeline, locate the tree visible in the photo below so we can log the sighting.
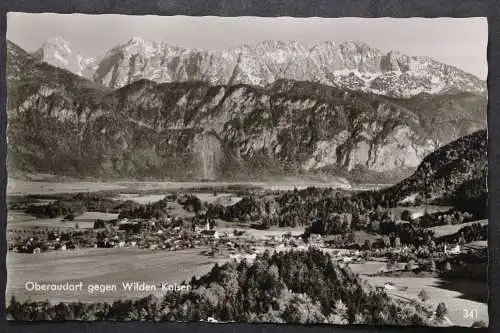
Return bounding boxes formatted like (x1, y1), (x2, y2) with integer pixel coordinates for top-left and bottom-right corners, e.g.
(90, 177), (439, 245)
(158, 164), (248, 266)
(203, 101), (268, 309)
(429, 260), (437, 272)
(386, 258), (397, 270)
(8, 296), (19, 319)
(282, 293), (325, 324)
(435, 302), (448, 321)
(327, 299), (348, 324)
(405, 261), (415, 272)
(471, 320), (487, 328)
(418, 289), (429, 302)
(401, 210), (411, 222)
(192, 197), (203, 215)
(351, 212), (360, 230)
(444, 262), (452, 272)
(382, 235), (391, 248)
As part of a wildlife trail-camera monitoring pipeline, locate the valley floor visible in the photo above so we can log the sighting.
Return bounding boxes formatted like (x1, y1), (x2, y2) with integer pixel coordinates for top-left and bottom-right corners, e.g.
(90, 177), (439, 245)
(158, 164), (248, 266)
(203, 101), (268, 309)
(6, 178), (389, 196)
(5, 179), (488, 327)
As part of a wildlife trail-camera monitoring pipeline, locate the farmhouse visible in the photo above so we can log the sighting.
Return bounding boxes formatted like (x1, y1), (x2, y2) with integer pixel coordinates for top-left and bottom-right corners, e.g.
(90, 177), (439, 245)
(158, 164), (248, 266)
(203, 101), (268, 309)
(384, 282), (396, 290)
(411, 211), (425, 220)
(201, 229), (219, 239)
(445, 244), (461, 254)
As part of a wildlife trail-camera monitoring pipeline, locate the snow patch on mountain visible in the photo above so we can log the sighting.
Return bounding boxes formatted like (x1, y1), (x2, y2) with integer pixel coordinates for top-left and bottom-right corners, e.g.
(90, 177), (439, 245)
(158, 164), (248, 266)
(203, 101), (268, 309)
(31, 37), (486, 98)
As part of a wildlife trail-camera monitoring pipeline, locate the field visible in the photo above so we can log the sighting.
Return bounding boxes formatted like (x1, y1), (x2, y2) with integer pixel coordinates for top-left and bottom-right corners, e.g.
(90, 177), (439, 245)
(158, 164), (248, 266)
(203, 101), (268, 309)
(118, 192), (243, 206)
(7, 179), (129, 195)
(7, 211), (119, 232)
(217, 226), (306, 240)
(427, 219), (488, 238)
(7, 178), (358, 196)
(189, 192), (243, 206)
(7, 247), (227, 304)
(388, 205), (454, 219)
(464, 240), (488, 250)
(349, 262), (488, 327)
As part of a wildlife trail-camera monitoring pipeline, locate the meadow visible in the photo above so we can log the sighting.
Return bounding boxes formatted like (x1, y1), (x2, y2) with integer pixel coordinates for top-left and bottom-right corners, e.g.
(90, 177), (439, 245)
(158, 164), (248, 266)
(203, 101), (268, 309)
(427, 219), (489, 238)
(6, 179), (489, 327)
(7, 247), (227, 304)
(7, 211), (119, 232)
(348, 262), (489, 327)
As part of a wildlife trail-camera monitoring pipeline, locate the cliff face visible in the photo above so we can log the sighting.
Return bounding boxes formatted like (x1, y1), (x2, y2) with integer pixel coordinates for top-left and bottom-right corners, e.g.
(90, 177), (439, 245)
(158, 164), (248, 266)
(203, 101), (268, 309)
(7, 41), (487, 181)
(31, 37), (99, 78)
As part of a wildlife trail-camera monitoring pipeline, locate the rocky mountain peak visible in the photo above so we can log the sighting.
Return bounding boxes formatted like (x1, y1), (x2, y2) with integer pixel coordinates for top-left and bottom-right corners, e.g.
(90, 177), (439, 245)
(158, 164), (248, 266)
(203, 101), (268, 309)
(15, 37), (487, 98)
(35, 36), (72, 66)
(127, 36), (147, 45)
(32, 36), (98, 78)
(43, 36), (71, 49)
(5, 40), (487, 182)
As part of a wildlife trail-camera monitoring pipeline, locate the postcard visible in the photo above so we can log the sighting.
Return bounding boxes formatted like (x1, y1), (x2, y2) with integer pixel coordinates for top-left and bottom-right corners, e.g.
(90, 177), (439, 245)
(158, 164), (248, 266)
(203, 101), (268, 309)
(5, 14), (488, 327)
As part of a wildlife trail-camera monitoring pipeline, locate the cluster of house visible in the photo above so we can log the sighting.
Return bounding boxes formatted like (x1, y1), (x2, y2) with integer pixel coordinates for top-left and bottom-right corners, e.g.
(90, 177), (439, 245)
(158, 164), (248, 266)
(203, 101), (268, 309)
(11, 217), (224, 254)
(374, 282), (409, 293)
(10, 235), (77, 253)
(94, 219), (222, 251)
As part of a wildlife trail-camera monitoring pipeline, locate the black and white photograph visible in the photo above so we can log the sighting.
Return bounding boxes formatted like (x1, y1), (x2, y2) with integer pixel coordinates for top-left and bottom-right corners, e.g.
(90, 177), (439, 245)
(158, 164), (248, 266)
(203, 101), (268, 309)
(5, 14), (488, 327)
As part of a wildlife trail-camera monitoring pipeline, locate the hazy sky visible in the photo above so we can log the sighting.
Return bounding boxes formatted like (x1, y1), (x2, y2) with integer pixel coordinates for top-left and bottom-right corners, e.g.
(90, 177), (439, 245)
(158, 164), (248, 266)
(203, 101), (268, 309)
(7, 13), (488, 79)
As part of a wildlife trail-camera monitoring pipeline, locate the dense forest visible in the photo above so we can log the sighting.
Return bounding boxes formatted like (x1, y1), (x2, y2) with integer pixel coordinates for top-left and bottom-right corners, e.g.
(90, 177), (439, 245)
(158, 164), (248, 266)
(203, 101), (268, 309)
(11, 192), (124, 220)
(206, 129), (487, 227)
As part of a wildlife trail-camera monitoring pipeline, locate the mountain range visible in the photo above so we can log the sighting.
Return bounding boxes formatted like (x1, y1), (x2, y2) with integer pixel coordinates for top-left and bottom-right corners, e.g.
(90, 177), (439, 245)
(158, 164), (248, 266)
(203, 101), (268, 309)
(31, 36), (487, 98)
(6, 39), (487, 182)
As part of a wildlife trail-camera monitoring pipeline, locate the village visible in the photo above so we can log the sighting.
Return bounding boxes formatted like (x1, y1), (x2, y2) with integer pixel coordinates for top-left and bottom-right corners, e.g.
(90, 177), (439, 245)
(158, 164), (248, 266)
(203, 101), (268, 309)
(8, 206), (482, 283)
(6, 191), (489, 327)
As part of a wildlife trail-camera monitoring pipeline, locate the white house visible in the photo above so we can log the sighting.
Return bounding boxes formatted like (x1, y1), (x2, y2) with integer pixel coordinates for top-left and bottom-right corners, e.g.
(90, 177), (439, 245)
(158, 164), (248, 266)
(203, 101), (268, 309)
(411, 211), (425, 220)
(202, 229), (219, 239)
(449, 244), (460, 254)
(384, 282), (396, 290)
(446, 244), (461, 254)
